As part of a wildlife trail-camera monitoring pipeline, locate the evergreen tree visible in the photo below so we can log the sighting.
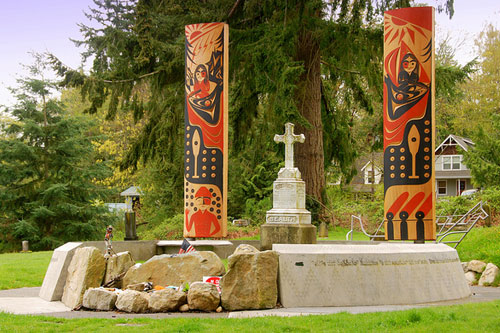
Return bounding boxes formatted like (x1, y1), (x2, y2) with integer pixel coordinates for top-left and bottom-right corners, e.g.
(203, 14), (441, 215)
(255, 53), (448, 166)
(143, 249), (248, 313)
(51, 0), (455, 221)
(0, 56), (113, 250)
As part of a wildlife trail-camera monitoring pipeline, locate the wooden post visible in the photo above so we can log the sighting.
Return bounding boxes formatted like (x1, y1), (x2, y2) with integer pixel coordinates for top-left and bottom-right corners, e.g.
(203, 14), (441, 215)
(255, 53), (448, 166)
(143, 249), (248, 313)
(383, 7), (436, 241)
(184, 23), (228, 238)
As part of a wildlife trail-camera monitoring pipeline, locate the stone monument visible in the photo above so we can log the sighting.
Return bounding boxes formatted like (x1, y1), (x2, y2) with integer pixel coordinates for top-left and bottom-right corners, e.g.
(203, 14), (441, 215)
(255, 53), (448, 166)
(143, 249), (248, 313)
(260, 123), (316, 250)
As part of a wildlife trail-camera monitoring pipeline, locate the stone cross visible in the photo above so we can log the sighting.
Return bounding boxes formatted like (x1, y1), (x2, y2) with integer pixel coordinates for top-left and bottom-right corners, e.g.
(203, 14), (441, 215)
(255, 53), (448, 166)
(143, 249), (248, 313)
(274, 123), (305, 169)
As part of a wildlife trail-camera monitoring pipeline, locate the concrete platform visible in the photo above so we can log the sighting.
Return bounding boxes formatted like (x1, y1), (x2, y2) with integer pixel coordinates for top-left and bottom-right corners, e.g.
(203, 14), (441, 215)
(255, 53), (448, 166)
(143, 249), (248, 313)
(0, 286), (499, 318)
(273, 243), (470, 308)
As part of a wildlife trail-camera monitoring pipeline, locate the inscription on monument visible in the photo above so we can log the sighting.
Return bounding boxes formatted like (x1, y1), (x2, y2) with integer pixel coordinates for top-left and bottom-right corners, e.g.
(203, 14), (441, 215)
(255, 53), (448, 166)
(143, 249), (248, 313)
(267, 216), (298, 223)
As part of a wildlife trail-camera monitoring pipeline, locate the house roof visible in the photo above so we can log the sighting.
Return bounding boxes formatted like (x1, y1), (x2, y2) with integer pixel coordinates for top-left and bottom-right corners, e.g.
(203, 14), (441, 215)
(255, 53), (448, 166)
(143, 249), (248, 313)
(120, 186), (142, 197)
(435, 170), (472, 179)
(360, 160), (383, 172)
(435, 134), (474, 154)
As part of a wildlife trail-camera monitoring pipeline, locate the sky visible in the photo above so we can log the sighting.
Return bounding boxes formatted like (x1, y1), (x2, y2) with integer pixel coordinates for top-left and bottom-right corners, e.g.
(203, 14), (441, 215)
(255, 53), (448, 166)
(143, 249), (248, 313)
(0, 0), (499, 107)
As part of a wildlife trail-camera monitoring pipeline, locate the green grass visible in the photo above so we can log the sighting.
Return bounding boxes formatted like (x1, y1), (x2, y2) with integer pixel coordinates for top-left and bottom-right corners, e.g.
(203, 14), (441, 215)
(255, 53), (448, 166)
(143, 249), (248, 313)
(318, 226), (370, 241)
(456, 225), (500, 268)
(0, 301), (499, 332)
(0, 251), (52, 290)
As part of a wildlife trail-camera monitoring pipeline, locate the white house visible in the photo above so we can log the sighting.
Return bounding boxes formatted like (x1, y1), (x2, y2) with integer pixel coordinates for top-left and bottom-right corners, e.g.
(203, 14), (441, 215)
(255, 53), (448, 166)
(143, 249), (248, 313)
(435, 134), (475, 197)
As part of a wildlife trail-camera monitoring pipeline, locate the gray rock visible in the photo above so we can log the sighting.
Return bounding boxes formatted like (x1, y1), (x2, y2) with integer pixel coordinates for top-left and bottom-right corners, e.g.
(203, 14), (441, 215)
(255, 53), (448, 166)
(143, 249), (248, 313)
(187, 282), (220, 312)
(104, 251), (135, 288)
(233, 244), (259, 255)
(478, 263), (500, 286)
(220, 250), (278, 311)
(149, 288), (187, 312)
(179, 304), (189, 312)
(461, 262), (468, 273)
(123, 251), (225, 288)
(464, 271), (477, 285)
(61, 247), (106, 309)
(467, 260), (487, 273)
(115, 290), (150, 313)
(82, 288), (117, 311)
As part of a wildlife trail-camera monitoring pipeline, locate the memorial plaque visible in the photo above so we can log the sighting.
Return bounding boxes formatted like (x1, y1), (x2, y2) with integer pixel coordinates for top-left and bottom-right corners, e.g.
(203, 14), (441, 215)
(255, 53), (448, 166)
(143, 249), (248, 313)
(383, 7), (436, 241)
(184, 23), (228, 238)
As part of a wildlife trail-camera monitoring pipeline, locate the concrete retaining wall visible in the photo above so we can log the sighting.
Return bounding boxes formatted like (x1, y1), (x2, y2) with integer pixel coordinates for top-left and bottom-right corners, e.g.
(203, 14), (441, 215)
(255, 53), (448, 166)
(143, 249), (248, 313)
(82, 241), (157, 262)
(81, 239), (262, 261)
(273, 243), (471, 307)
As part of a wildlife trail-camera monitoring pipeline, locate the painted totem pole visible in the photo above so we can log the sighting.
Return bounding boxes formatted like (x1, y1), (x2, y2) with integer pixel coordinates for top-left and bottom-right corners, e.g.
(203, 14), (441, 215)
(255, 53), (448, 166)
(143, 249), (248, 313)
(383, 7), (436, 241)
(184, 23), (228, 238)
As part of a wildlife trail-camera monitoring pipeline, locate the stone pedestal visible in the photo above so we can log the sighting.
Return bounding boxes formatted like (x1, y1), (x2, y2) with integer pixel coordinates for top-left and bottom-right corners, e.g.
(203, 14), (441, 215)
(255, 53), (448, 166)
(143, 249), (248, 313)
(260, 174), (316, 250)
(260, 224), (316, 250)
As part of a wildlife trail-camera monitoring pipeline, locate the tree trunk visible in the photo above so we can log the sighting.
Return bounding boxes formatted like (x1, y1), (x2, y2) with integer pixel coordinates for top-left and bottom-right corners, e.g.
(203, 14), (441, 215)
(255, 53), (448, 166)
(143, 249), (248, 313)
(294, 31), (325, 203)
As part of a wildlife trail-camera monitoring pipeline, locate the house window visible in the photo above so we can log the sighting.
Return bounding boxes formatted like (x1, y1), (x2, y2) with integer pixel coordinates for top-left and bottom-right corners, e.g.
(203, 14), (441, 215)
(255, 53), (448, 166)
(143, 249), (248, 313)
(364, 166), (380, 184)
(442, 156), (461, 170)
(438, 181), (447, 195)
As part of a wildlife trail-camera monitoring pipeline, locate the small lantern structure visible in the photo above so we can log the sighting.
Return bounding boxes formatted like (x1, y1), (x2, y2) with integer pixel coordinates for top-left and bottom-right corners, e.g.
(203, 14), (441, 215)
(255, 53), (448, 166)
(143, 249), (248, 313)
(120, 186), (141, 240)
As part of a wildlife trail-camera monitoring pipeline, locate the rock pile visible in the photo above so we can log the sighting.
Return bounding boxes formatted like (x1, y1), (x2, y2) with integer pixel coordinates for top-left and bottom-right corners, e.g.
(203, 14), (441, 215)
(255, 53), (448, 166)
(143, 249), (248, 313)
(462, 260), (500, 286)
(60, 245), (279, 313)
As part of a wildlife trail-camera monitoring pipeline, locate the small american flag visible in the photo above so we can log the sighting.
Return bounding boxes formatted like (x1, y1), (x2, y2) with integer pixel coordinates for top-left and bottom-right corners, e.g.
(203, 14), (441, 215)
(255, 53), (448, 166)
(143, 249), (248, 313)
(179, 239), (196, 254)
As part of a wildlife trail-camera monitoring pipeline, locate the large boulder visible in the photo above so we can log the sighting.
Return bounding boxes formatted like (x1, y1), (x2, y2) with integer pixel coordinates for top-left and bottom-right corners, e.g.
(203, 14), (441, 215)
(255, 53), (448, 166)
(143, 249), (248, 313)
(467, 260), (487, 273)
(187, 282), (220, 312)
(220, 249), (278, 311)
(478, 263), (500, 286)
(82, 288), (117, 311)
(104, 251), (135, 288)
(61, 247), (106, 309)
(115, 290), (150, 313)
(149, 288), (187, 312)
(122, 251), (225, 288)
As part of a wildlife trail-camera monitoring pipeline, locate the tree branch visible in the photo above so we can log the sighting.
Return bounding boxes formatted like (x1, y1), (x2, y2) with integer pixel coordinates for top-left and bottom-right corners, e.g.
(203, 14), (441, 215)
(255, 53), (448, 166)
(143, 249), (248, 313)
(227, 0), (243, 19)
(321, 59), (360, 75)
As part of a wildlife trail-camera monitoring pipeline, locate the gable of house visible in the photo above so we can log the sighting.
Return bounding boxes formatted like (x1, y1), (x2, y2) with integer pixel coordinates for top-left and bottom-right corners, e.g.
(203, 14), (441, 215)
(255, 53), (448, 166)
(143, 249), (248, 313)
(435, 135), (475, 196)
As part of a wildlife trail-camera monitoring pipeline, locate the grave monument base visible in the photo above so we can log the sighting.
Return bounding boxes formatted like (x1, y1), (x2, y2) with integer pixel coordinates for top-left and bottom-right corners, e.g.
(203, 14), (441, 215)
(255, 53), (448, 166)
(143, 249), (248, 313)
(273, 243), (470, 307)
(260, 223), (317, 250)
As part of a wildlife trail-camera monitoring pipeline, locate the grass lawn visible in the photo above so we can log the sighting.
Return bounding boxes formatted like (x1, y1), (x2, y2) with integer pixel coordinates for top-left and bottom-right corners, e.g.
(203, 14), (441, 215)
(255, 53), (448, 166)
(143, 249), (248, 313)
(318, 226), (370, 241)
(0, 301), (499, 332)
(456, 225), (500, 268)
(0, 251), (52, 290)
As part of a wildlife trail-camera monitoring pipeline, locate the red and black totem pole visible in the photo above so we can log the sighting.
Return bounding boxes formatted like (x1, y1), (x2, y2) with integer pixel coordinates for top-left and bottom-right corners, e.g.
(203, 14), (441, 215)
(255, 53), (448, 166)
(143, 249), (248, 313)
(184, 23), (228, 238)
(383, 7), (436, 241)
